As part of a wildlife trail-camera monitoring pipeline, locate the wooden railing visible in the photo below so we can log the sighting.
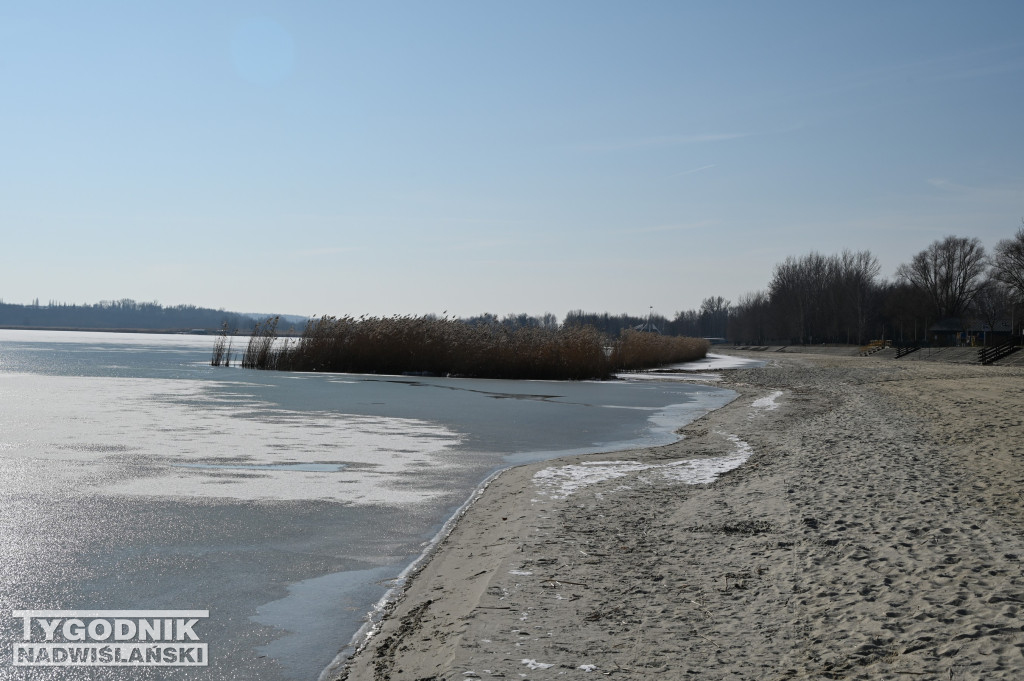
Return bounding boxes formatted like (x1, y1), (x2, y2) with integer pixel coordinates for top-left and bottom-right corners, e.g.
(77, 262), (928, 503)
(894, 343), (921, 359)
(979, 338), (1020, 365)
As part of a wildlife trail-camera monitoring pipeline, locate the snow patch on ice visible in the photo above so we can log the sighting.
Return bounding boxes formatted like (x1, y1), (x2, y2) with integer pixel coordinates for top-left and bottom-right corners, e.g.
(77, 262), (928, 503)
(0, 373), (464, 505)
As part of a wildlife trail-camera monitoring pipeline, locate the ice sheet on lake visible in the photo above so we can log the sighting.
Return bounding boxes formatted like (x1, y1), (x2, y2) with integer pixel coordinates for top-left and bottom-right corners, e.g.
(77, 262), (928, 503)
(0, 373), (462, 504)
(0, 329), (219, 349)
(252, 564), (399, 681)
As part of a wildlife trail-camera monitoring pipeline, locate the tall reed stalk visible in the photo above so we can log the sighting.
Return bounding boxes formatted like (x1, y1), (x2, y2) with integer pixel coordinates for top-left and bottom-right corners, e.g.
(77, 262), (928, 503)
(210, 322), (229, 366)
(241, 316), (280, 369)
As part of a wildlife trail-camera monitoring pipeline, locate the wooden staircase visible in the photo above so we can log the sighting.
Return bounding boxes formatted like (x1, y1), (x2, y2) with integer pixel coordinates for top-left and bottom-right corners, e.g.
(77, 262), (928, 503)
(859, 340), (889, 356)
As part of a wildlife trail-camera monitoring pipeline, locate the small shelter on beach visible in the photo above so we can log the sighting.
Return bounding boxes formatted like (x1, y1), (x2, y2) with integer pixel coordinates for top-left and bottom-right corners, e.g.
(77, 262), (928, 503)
(928, 318), (1014, 346)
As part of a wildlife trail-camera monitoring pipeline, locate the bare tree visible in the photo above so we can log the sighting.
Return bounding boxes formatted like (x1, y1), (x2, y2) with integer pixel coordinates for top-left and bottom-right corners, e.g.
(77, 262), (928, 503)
(881, 281), (931, 343)
(991, 223), (1024, 304)
(895, 236), (988, 320)
(698, 296), (731, 338)
(971, 278), (1013, 342)
(729, 290), (771, 344)
(769, 252), (832, 343)
(834, 249), (881, 344)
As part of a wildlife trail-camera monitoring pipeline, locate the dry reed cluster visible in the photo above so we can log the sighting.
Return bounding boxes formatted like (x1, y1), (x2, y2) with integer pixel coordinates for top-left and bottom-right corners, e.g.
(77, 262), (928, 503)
(210, 322), (236, 367)
(229, 315), (708, 380)
(609, 329), (711, 372)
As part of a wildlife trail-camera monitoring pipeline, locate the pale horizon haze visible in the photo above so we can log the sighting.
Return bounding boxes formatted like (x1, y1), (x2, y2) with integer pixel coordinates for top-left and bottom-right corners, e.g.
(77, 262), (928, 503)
(3, 2), (1023, 320)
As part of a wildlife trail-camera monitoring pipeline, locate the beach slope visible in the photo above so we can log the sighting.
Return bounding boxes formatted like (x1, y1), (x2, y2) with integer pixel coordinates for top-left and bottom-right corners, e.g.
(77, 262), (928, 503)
(336, 352), (1024, 680)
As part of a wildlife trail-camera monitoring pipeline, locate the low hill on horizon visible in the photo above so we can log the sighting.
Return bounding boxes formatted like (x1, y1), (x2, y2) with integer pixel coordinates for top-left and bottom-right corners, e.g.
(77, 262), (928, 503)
(0, 299), (299, 333)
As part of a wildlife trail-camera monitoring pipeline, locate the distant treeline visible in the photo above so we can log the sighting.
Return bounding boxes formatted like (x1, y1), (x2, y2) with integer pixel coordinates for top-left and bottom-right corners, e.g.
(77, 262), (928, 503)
(226, 315), (709, 380)
(0, 299), (274, 332)
(20, 226), (1024, 349)
(563, 310), (722, 338)
(461, 312), (559, 330)
(613, 228), (1024, 347)
(564, 311), (665, 335)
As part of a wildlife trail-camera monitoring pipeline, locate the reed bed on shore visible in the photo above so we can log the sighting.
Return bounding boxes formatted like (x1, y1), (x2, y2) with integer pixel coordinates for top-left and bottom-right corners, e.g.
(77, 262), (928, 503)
(609, 329), (711, 372)
(230, 315), (708, 380)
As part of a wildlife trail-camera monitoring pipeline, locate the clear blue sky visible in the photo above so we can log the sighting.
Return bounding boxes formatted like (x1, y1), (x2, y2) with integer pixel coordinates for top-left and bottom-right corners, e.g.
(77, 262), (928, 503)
(3, 2), (1023, 319)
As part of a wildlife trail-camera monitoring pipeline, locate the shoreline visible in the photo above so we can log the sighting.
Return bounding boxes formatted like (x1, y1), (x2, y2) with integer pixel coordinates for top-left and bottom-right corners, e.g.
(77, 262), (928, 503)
(334, 351), (1024, 679)
(329, 360), (757, 680)
(322, 362), (744, 680)
(321, 464), (515, 681)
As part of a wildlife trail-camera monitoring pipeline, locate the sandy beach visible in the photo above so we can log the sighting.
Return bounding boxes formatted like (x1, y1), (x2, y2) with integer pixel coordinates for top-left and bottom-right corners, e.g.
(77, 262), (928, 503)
(334, 350), (1024, 680)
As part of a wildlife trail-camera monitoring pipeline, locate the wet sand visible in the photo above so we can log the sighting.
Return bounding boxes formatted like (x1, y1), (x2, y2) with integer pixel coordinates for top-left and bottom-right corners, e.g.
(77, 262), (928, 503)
(334, 351), (1024, 680)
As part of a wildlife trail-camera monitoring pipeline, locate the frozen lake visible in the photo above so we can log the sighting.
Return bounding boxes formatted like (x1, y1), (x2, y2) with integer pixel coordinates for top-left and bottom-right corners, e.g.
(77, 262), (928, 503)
(0, 330), (735, 680)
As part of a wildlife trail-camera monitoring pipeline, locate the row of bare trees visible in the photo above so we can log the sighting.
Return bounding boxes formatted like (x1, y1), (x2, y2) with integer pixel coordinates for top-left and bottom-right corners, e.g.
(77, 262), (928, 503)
(713, 226), (1024, 345)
